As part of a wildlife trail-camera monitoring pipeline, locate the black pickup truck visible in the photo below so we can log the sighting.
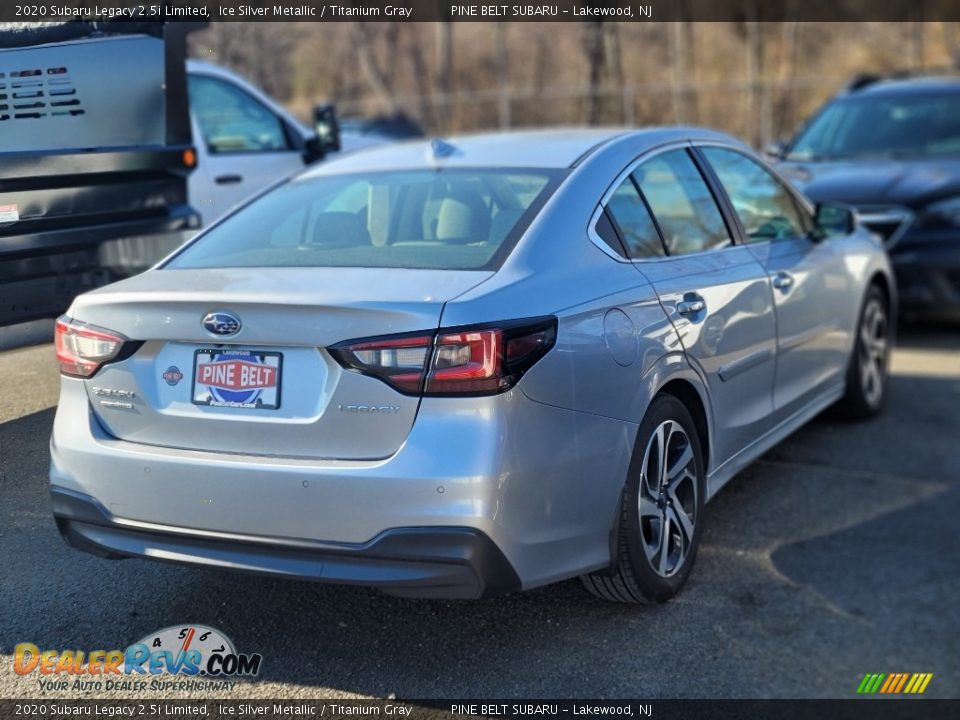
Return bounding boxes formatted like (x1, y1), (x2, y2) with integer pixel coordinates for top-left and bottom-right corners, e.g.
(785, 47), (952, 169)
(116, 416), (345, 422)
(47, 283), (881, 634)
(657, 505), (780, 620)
(0, 22), (202, 326)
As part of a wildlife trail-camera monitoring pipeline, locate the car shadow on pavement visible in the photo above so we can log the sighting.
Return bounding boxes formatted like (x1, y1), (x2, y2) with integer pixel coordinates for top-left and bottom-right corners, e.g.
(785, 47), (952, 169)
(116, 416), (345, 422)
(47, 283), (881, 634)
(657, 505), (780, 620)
(896, 323), (960, 351)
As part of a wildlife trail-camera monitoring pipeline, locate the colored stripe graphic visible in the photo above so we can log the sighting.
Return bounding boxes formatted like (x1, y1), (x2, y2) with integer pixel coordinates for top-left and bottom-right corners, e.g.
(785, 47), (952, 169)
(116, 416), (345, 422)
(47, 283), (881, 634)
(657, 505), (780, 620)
(857, 673), (885, 694)
(857, 673), (933, 694)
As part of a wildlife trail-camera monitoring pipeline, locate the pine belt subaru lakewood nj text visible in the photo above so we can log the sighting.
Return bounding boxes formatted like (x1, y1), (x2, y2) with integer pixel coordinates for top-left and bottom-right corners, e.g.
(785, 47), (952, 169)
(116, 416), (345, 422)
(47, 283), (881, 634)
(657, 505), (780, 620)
(50, 128), (894, 603)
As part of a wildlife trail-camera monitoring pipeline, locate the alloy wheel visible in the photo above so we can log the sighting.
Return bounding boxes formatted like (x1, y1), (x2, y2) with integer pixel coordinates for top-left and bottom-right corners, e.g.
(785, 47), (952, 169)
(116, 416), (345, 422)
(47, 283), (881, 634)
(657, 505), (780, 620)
(859, 298), (888, 407)
(637, 420), (699, 578)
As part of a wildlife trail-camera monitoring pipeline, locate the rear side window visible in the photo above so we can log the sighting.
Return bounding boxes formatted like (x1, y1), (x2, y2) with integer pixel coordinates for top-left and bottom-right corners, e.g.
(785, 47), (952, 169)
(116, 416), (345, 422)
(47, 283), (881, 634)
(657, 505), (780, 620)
(593, 210), (626, 257)
(634, 150), (731, 255)
(166, 168), (562, 271)
(605, 178), (666, 259)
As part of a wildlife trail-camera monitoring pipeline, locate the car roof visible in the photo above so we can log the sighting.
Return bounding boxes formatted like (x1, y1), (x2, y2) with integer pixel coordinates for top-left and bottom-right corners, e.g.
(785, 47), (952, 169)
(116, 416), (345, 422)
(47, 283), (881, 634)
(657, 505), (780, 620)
(847, 75), (960, 98)
(298, 126), (736, 177)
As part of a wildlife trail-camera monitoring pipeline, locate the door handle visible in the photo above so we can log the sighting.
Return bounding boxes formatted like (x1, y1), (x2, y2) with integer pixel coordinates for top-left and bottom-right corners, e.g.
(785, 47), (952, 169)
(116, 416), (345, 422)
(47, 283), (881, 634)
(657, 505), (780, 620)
(215, 174), (244, 185)
(772, 272), (794, 290)
(676, 296), (706, 315)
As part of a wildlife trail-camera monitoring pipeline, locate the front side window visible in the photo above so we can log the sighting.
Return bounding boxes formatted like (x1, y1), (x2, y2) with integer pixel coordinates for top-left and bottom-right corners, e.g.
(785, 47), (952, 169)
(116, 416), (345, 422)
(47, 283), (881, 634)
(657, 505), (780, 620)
(702, 147), (808, 243)
(166, 168), (561, 271)
(604, 178), (665, 259)
(188, 74), (289, 153)
(633, 150), (731, 255)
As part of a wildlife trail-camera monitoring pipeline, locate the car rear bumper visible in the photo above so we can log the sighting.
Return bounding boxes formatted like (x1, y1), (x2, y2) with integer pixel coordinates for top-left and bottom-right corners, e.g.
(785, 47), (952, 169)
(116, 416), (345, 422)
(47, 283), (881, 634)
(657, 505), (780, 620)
(52, 486), (520, 599)
(50, 376), (635, 594)
(891, 236), (960, 322)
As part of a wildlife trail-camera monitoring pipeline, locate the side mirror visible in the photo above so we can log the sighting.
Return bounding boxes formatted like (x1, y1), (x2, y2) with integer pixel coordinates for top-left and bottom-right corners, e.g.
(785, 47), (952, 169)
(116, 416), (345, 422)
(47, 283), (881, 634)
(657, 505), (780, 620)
(313, 103), (341, 154)
(763, 140), (787, 162)
(763, 140), (787, 161)
(813, 202), (856, 239)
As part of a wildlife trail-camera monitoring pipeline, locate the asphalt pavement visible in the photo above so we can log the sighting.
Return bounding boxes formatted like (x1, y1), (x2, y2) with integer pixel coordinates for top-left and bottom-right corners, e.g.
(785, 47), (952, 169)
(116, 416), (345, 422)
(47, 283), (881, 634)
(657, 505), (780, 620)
(0, 329), (958, 699)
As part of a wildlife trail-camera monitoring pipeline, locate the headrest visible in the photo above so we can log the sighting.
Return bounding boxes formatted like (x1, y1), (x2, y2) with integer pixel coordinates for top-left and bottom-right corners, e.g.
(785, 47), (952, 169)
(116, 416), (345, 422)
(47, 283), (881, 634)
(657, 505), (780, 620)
(435, 187), (490, 243)
(312, 212), (371, 248)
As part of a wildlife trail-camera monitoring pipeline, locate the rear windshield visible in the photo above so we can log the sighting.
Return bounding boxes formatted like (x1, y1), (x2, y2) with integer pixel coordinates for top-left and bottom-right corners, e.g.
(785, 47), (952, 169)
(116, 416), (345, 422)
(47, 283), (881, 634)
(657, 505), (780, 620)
(166, 168), (563, 271)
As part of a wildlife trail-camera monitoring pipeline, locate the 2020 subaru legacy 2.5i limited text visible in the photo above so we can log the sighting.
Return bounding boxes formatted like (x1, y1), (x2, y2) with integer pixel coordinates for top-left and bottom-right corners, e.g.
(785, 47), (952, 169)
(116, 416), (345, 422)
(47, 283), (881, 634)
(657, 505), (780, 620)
(50, 128), (894, 603)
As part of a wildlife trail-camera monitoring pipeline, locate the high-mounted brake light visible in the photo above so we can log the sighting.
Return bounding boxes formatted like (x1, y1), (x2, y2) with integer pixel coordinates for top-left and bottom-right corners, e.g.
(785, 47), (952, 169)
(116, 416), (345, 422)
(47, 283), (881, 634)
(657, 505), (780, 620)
(55, 317), (127, 378)
(329, 317), (557, 397)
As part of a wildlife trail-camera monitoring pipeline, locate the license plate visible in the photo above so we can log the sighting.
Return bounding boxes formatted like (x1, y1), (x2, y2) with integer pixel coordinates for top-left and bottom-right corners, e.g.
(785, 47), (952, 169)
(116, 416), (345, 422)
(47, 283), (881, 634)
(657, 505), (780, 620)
(191, 349), (282, 409)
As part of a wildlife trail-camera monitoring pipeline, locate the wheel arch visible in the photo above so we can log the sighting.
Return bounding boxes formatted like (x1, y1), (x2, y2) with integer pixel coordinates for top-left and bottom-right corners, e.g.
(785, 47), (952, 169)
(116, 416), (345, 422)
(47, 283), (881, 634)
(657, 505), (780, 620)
(656, 378), (711, 476)
(869, 271), (892, 307)
(870, 271), (898, 331)
(852, 269), (897, 356)
(590, 369), (712, 599)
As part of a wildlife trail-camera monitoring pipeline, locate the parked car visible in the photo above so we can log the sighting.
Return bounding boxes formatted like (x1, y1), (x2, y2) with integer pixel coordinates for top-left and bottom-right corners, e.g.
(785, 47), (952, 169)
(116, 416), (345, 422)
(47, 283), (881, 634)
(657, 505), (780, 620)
(769, 72), (960, 322)
(50, 128), (894, 603)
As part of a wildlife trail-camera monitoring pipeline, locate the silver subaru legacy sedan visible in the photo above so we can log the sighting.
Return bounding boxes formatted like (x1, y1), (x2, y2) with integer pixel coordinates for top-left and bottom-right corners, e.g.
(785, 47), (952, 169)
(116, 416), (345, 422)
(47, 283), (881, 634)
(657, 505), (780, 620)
(50, 128), (894, 603)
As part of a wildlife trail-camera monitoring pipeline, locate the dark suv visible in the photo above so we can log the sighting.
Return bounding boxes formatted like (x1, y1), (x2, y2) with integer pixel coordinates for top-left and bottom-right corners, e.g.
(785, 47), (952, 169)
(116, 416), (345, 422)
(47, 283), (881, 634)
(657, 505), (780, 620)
(771, 73), (960, 322)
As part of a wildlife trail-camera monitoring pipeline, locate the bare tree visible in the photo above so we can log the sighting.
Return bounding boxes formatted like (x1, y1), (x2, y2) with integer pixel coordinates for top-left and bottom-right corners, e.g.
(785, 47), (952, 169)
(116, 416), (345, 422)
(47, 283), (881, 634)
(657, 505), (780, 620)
(190, 23), (299, 101)
(583, 21), (606, 125)
(606, 23), (632, 124)
(909, 22), (925, 68)
(402, 25), (435, 129)
(435, 22), (454, 131)
(744, 6), (770, 148)
(351, 23), (401, 115)
(670, 22), (687, 123)
(773, 19), (800, 139)
(944, 22), (960, 67)
(495, 23), (511, 129)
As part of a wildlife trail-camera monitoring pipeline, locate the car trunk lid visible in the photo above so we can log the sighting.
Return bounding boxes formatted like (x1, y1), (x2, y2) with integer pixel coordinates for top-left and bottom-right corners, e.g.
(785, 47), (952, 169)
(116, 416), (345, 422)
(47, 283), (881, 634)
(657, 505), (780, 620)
(70, 267), (492, 460)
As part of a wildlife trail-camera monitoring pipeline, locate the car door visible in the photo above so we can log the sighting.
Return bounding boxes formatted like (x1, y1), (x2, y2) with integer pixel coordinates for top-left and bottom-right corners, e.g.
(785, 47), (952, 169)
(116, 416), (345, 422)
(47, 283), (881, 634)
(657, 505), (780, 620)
(604, 147), (778, 469)
(187, 73), (306, 224)
(698, 146), (851, 421)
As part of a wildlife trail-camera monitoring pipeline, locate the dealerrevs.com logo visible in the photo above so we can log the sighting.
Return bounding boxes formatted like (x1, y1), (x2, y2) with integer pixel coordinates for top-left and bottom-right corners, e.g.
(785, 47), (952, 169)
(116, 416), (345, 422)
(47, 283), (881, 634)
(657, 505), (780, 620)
(13, 625), (262, 693)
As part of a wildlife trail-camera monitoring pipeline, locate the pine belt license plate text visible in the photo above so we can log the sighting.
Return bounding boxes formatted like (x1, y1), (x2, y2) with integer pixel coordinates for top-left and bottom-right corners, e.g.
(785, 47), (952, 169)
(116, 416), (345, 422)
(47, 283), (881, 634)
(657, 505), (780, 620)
(192, 349), (282, 409)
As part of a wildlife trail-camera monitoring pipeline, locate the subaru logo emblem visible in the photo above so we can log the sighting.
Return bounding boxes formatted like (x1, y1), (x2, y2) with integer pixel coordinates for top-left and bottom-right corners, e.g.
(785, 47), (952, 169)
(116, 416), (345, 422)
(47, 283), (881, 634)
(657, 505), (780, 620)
(202, 312), (241, 337)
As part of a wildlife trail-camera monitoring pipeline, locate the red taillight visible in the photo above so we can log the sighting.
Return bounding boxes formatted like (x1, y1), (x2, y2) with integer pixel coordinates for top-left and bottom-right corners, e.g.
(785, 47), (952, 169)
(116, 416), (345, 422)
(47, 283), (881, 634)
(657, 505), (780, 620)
(329, 318), (557, 396)
(328, 334), (433, 394)
(427, 330), (504, 394)
(55, 317), (126, 378)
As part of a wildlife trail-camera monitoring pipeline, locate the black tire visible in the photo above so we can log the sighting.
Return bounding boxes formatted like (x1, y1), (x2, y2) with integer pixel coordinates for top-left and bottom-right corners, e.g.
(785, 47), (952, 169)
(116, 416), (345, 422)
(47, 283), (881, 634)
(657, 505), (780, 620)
(838, 284), (891, 420)
(582, 394), (706, 604)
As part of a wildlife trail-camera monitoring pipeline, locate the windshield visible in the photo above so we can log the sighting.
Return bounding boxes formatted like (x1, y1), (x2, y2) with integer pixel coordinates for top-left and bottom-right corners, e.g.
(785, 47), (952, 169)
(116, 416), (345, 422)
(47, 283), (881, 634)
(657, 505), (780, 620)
(787, 92), (960, 160)
(166, 168), (562, 271)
